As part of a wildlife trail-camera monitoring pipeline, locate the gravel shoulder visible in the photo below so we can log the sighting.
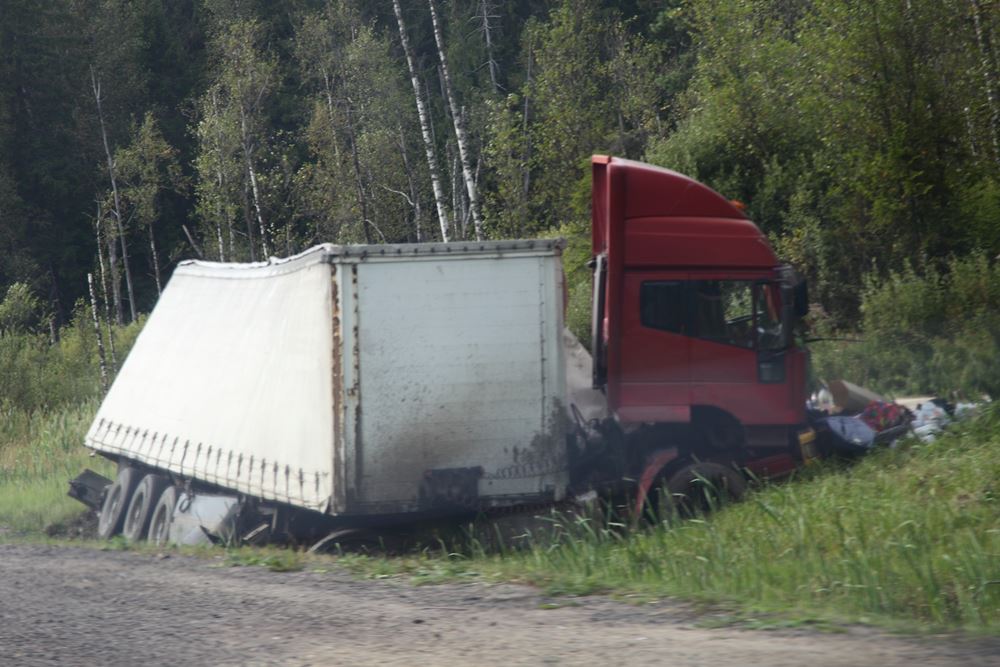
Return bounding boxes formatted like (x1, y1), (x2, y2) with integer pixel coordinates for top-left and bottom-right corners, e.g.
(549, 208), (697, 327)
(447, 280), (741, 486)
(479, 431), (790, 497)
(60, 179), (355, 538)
(1, 543), (997, 666)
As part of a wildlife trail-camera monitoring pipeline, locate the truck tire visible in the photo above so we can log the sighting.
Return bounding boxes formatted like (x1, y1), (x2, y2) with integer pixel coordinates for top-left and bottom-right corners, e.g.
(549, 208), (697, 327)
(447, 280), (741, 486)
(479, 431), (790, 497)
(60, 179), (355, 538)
(97, 466), (141, 540)
(148, 485), (179, 547)
(662, 462), (746, 517)
(122, 474), (170, 542)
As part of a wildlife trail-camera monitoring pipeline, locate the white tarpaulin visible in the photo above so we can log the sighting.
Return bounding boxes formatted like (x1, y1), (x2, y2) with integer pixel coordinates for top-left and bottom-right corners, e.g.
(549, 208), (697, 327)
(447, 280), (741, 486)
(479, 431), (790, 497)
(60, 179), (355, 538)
(86, 246), (336, 510)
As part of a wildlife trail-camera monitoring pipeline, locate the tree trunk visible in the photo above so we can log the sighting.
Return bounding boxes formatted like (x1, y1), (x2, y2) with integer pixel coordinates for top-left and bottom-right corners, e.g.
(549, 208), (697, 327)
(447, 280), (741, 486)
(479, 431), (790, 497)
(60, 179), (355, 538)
(321, 70), (345, 165)
(345, 104), (373, 244)
(209, 90), (229, 261)
(239, 105), (268, 258)
(399, 124), (422, 242)
(94, 208), (117, 368)
(969, 0), (1000, 166)
(91, 65), (136, 323)
(521, 37), (534, 235)
(148, 220), (162, 296)
(428, 0), (484, 240)
(88, 273), (109, 392)
(98, 201), (124, 325)
(242, 179), (257, 262)
(393, 0), (452, 242)
(476, 0), (501, 94)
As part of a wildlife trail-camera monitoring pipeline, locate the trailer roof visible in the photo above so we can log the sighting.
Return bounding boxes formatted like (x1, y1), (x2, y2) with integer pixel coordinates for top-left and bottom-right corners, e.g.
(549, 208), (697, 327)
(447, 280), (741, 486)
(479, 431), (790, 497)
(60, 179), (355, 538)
(177, 239), (566, 278)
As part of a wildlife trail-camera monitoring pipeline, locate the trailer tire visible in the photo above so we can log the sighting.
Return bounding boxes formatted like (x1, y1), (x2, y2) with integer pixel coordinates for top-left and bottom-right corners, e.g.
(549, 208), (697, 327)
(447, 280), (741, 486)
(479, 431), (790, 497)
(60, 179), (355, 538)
(122, 474), (170, 542)
(148, 485), (179, 547)
(97, 466), (141, 540)
(661, 462), (746, 517)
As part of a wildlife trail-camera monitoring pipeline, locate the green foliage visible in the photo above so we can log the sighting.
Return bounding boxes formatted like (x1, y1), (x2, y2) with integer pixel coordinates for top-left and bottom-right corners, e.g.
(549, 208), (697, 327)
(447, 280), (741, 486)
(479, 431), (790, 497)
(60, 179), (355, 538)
(1, 0), (999, 383)
(294, 5), (419, 245)
(0, 282), (43, 335)
(0, 309), (143, 413)
(811, 254), (1000, 398)
(483, 0), (663, 236)
(116, 113), (185, 235)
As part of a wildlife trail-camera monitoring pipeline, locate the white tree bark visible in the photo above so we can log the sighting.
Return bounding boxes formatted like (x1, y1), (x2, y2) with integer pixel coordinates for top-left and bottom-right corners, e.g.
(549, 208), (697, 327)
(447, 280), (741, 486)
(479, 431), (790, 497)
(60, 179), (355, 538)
(88, 273), (109, 392)
(148, 218), (162, 296)
(94, 206), (117, 368)
(240, 106), (269, 257)
(475, 0), (502, 94)
(428, 0), (484, 240)
(91, 66), (136, 323)
(209, 91), (228, 262)
(393, 0), (452, 242)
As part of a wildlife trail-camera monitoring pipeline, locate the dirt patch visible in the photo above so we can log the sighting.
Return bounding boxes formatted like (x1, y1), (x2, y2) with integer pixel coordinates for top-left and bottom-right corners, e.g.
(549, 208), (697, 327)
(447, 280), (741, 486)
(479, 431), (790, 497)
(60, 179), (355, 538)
(0, 543), (997, 666)
(42, 509), (99, 540)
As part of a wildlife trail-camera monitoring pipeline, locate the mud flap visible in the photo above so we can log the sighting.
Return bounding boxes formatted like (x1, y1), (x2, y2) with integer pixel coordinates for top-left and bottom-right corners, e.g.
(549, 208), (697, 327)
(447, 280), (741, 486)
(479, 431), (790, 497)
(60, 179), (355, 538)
(67, 469), (112, 510)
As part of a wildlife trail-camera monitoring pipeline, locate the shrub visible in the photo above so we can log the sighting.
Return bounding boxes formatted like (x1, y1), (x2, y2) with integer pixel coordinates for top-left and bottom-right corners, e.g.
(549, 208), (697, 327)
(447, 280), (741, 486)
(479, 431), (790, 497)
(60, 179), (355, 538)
(810, 253), (1000, 398)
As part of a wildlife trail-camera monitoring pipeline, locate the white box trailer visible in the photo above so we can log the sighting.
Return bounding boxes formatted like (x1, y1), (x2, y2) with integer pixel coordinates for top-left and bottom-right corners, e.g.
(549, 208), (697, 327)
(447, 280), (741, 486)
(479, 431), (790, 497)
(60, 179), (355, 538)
(84, 240), (569, 519)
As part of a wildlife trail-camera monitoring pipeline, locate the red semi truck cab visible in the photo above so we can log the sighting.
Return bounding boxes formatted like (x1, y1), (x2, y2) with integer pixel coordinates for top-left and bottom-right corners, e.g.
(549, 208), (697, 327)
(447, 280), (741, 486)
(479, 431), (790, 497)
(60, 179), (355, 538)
(589, 156), (812, 484)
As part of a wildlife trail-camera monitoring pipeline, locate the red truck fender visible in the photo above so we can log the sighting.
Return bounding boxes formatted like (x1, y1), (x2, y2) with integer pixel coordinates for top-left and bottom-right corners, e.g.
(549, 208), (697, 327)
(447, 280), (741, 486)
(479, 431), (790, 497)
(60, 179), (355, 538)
(633, 447), (680, 520)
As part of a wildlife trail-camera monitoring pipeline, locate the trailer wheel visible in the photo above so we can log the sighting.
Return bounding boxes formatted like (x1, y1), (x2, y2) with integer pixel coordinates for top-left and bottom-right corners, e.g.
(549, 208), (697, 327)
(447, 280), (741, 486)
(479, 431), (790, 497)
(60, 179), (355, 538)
(660, 462), (746, 518)
(96, 466), (141, 539)
(122, 474), (170, 542)
(148, 485), (179, 547)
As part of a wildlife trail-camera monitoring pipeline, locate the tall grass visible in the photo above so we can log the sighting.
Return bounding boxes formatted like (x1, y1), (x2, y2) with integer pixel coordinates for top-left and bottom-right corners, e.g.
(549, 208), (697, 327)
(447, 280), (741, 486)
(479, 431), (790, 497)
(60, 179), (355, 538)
(0, 310), (140, 534)
(0, 401), (110, 533)
(350, 404), (1000, 629)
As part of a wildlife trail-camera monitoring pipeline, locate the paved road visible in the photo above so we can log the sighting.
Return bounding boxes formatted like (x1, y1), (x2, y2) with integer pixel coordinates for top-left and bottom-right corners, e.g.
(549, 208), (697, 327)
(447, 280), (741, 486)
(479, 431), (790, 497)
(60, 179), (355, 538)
(0, 543), (997, 666)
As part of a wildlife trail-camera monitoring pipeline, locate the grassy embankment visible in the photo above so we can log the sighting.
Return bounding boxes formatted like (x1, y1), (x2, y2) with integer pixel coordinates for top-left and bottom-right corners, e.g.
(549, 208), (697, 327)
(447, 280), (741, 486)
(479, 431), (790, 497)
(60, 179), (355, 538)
(0, 402), (110, 533)
(342, 404), (1000, 632)
(0, 311), (139, 535)
(3, 372), (996, 632)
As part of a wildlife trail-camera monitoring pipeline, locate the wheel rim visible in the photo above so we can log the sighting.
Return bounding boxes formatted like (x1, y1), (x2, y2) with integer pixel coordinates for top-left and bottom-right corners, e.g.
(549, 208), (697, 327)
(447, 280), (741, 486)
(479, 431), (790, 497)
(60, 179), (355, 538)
(125, 490), (146, 534)
(150, 506), (166, 545)
(100, 486), (122, 532)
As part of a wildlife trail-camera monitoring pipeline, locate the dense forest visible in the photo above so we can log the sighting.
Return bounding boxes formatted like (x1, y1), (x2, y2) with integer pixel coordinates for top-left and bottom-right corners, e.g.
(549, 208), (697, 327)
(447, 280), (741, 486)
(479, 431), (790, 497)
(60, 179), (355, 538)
(1, 0), (999, 394)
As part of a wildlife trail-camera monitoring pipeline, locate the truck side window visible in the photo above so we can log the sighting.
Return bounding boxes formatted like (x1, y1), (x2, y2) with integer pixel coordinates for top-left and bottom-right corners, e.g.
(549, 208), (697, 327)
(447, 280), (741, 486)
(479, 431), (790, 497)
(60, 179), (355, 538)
(755, 282), (784, 351)
(692, 280), (754, 348)
(640, 281), (685, 333)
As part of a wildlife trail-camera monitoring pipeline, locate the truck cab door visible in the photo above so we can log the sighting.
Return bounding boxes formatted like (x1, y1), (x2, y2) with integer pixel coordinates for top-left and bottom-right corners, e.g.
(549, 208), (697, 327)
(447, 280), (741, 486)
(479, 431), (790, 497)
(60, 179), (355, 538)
(688, 278), (794, 425)
(616, 271), (691, 422)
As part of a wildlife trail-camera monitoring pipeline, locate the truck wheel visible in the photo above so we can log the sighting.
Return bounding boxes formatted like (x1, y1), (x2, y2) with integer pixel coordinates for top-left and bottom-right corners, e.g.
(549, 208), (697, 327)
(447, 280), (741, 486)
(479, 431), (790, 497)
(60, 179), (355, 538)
(148, 485), (179, 547)
(661, 462), (746, 517)
(122, 474), (170, 542)
(97, 466), (142, 540)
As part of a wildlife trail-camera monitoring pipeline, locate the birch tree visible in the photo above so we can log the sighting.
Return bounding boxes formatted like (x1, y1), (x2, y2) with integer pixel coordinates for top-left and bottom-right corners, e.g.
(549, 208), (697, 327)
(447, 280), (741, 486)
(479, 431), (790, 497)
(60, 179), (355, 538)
(472, 0), (502, 95)
(428, 0), (484, 240)
(116, 113), (183, 296)
(195, 18), (277, 261)
(296, 2), (419, 245)
(393, 0), (452, 241)
(194, 88), (241, 261)
(91, 66), (136, 323)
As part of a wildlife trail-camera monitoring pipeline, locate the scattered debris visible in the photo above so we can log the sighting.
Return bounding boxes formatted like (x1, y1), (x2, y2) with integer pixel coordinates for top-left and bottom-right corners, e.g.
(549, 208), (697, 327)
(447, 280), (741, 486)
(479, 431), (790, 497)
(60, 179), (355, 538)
(811, 379), (987, 453)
